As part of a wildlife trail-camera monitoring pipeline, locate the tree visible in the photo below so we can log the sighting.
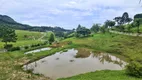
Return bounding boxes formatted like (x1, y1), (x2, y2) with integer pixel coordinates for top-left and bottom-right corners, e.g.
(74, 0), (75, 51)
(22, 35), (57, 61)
(0, 27), (17, 46)
(122, 12), (129, 24)
(114, 17), (123, 25)
(134, 14), (142, 19)
(99, 26), (106, 33)
(76, 24), (81, 31)
(105, 20), (115, 28)
(127, 18), (133, 24)
(122, 12), (132, 24)
(90, 24), (100, 33)
(76, 24), (91, 37)
(134, 19), (141, 34)
(48, 33), (55, 44)
(114, 12), (132, 26)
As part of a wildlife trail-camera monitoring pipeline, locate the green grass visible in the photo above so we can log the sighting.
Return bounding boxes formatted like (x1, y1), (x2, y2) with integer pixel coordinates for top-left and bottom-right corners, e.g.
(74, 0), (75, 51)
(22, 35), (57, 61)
(0, 30), (48, 48)
(1, 31), (142, 80)
(60, 33), (142, 80)
(64, 33), (142, 61)
(15, 30), (43, 41)
(124, 24), (142, 33)
(0, 45), (71, 80)
(58, 70), (141, 80)
(131, 25), (142, 33)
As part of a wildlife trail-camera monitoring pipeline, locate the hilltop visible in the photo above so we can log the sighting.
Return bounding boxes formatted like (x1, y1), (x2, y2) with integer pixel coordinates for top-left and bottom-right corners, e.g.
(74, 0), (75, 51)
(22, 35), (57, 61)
(0, 14), (71, 32)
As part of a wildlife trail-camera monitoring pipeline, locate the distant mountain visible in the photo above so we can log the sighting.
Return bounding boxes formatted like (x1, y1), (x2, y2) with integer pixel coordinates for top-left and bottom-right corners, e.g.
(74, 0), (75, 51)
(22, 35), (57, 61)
(0, 14), (71, 32)
(0, 15), (16, 23)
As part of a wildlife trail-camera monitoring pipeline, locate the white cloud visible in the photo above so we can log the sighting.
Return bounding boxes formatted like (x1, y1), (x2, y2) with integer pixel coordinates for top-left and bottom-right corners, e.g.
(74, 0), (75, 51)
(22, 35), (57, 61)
(0, 0), (142, 29)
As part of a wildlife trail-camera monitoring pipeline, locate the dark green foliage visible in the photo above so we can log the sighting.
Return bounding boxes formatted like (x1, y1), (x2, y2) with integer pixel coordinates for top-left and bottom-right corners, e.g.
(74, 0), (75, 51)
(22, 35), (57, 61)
(4, 44), (13, 49)
(105, 20), (115, 28)
(48, 33), (55, 44)
(121, 12), (129, 24)
(114, 12), (132, 26)
(100, 26), (107, 33)
(134, 19), (141, 33)
(24, 46), (29, 49)
(8, 46), (20, 51)
(0, 14), (71, 33)
(55, 31), (65, 37)
(43, 41), (49, 45)
(31, 44), (41, 47)
(134, 13), (142, 19)
(126, 61), (142, 78)
(76, 24), (91, 37)
(114, 16), (123, 25)
(90, 24), (100, 33)
(118, 25), (125, 32)
(0, 14), (16, 23)
(0, 26), (17, 46)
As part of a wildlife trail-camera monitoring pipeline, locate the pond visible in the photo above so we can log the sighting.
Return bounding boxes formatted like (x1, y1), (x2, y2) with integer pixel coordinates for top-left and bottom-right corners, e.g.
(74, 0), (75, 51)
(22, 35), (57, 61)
(24, 48), (51, 54)
(23, 49), (126, 80)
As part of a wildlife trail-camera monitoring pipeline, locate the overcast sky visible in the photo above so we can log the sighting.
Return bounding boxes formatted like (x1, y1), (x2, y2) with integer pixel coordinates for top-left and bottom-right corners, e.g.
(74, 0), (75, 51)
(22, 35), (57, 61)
(0, 0), (142, 29)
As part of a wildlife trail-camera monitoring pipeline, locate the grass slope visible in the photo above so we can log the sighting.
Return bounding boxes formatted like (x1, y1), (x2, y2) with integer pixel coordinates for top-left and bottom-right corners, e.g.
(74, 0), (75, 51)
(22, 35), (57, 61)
(0, 30), (48, 48)
(1, 32), (142, 80)
(58, 70), (141, 80)
(15, 30), (43, 40)
(0, 45), (71, 80)
(60, 33), (142, 80)
(64, 33), (142, 61)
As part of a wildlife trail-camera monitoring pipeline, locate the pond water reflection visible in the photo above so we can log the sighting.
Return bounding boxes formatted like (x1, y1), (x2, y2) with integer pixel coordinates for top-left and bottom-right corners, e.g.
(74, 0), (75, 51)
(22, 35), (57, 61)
(23, 49), (126, 80)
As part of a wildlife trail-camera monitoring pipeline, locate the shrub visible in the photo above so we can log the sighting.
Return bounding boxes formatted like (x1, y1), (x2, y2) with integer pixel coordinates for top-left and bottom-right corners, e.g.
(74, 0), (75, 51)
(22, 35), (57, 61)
(37, 44), (40, 46)
(4, 44), (13, 49)
(31, 44), (35, 47)
(31, 44), (41, 48)
(126, 61), (142, 78)
(24, 46), (29, 49)
(8, 46), (20, 51)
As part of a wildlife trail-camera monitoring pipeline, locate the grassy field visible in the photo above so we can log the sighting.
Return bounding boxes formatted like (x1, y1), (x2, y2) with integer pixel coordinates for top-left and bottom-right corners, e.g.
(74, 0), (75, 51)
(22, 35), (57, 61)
(131, 25), (142, 33)
(15, 30), (43, 40)
(64, 33), (142, 61)
(123, 24), (142, 33)
(1, 32), (142, 80)
(58, 33), (142, 80)
(58, 70), (141, 80)
(0, 30), (49, 48)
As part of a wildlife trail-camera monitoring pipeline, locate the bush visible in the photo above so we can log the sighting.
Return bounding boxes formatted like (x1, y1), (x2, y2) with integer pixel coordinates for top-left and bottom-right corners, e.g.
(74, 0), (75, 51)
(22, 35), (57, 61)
(31, 44), (41, 48)
(8, 46), (20, 51)
(4, 44), (13, 49)
(126, 61), (142, 78)
(31, 44), (35, 47)
(24, 46), (29, 49)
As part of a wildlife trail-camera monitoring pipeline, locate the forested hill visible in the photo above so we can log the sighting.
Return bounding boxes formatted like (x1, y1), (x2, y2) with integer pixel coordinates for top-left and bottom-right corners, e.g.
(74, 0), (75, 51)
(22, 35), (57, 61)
(0, 14), (70, 32)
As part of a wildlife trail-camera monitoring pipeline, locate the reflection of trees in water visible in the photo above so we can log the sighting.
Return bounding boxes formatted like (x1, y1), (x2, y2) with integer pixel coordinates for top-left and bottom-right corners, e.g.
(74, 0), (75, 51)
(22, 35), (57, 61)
(94, 53), (124, 67)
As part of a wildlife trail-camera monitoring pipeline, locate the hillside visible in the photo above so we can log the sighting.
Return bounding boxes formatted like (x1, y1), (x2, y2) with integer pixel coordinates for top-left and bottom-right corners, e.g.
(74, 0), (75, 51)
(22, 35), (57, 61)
(0, 14), (70, 32)
(0, 30), (48, 48)
(0, 14), (16, 23)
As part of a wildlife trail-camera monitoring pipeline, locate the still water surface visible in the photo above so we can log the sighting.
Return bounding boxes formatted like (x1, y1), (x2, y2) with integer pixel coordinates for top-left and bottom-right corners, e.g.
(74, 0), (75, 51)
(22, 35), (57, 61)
(25, 48), (51, 54)
(23, 49), (126, 79)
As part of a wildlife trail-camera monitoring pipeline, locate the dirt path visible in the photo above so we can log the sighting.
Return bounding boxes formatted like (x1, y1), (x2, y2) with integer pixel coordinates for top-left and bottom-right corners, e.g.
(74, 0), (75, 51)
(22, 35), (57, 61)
(38, 32), (47, 41)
